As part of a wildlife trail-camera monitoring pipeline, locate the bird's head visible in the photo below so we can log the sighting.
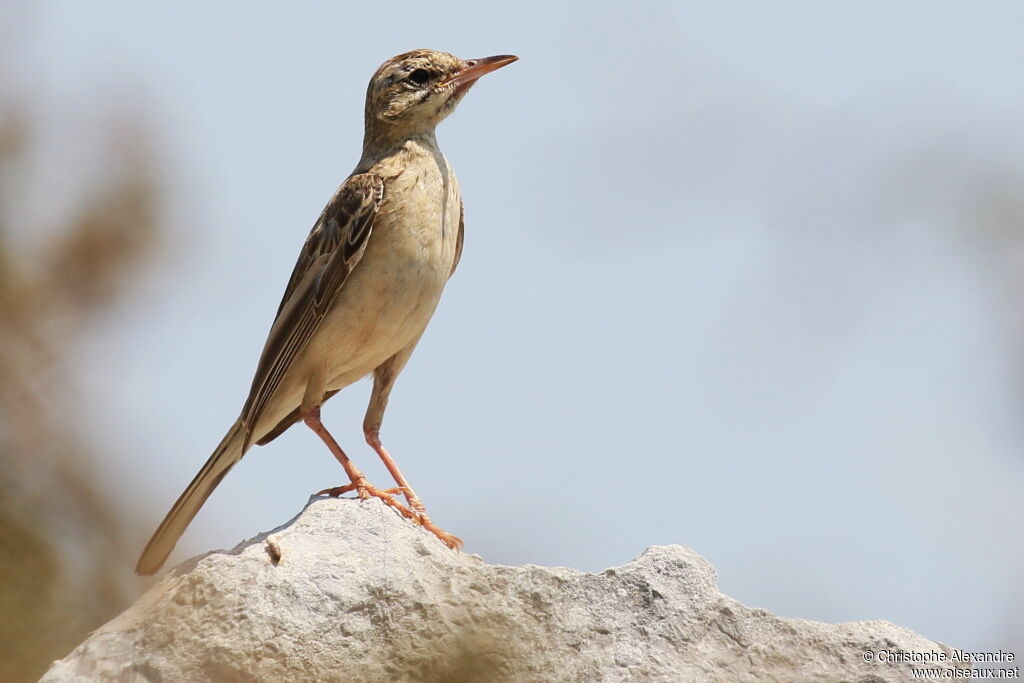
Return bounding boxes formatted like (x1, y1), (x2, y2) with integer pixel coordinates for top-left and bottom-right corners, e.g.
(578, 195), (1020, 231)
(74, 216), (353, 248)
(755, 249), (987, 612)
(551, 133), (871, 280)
(363, 49), (517, 143)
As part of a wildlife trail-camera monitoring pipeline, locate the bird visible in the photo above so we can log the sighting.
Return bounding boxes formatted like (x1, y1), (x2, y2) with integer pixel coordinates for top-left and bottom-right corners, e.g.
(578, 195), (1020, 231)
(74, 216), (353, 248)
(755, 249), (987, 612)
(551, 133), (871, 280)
(136, 49), (518, 576)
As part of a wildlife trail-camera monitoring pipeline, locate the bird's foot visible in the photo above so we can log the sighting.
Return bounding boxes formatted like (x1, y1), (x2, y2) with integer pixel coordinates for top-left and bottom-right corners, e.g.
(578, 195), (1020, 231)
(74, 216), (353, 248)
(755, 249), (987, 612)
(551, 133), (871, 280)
(315, 484), (462, 549)
(315, 483), (403, 497)
(315, 480), (416, 521)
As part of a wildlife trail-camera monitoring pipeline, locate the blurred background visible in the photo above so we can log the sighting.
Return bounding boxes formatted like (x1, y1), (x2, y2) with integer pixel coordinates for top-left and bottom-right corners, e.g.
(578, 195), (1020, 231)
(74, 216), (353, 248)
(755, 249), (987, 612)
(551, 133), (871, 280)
(2, 1), (1022, 679)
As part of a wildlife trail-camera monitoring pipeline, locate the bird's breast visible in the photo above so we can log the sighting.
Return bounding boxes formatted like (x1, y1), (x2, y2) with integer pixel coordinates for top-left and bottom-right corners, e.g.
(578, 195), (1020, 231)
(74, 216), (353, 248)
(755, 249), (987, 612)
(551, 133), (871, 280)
(376, 154), (461, 270)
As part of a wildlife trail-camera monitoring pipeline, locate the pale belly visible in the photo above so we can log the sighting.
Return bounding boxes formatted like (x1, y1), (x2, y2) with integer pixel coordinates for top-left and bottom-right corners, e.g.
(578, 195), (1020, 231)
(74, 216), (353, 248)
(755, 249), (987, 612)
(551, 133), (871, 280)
(311, 224), (451, 390)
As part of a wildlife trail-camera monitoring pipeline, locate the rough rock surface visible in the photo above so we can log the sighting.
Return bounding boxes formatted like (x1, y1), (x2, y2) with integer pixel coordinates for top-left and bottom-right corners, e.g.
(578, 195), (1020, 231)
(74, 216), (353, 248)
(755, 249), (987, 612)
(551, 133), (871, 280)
(43, 497), (966, 682)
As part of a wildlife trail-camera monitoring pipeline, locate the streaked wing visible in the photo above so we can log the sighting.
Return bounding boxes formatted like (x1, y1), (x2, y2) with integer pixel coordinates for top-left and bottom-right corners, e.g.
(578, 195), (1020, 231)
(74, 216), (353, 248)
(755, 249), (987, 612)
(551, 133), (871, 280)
(239, 172), (384, 440)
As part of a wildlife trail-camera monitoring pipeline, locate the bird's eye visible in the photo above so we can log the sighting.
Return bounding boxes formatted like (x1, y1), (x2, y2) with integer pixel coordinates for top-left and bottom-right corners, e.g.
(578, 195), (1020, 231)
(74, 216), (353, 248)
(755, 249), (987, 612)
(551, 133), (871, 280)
(408, 69), (432, 86)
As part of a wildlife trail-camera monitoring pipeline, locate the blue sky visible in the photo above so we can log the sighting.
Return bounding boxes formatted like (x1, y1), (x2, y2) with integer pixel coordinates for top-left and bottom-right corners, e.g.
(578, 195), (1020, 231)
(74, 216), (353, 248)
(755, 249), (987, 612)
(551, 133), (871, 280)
(21, 1), (1024, 653)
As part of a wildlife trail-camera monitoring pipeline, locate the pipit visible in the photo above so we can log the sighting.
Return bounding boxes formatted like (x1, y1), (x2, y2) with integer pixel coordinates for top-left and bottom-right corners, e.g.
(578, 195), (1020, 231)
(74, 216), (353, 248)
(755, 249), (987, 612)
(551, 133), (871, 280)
(136, 49), (517, 575)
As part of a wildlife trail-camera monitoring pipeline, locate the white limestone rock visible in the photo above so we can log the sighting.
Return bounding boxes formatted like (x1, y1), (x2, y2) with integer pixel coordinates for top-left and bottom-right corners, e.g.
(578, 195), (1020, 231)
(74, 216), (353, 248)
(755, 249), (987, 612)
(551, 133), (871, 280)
(42, 497), (967, 682)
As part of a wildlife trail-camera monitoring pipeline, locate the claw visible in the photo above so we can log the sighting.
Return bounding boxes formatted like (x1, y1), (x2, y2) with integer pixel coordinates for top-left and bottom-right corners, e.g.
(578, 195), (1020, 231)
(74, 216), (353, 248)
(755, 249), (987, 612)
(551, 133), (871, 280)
(414, 513), (463, 550)
(315, 484), (356, 497)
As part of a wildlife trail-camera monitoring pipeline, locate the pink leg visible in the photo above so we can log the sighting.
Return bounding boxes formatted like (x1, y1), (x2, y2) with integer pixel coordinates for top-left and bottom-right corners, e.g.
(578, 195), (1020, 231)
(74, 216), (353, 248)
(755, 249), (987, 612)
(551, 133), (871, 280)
(365, 425), (462, 550)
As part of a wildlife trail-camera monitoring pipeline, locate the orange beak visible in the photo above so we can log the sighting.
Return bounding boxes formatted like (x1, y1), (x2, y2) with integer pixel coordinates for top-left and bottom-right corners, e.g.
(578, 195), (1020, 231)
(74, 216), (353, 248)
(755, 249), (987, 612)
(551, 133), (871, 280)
(442, 54), (519, 92)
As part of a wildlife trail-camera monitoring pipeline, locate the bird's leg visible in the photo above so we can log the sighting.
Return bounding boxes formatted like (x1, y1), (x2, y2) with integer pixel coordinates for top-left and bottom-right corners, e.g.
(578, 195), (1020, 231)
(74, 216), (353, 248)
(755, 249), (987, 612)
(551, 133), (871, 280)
(301, 407), (415, 521)
(362, 426), (428, 514)
(364, 424), (463, 550)
(362, 345), (463, 550)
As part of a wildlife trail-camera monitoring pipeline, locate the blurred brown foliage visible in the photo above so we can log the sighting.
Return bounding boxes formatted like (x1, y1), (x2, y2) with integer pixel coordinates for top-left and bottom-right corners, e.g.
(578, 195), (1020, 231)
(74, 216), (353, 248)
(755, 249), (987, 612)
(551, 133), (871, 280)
(0, 58), (164, 683)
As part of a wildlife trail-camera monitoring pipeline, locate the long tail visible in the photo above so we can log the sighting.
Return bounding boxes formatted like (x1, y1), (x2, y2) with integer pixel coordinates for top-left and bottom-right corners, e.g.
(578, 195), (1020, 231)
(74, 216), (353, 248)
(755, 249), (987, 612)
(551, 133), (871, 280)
(135, 420), (248, 575)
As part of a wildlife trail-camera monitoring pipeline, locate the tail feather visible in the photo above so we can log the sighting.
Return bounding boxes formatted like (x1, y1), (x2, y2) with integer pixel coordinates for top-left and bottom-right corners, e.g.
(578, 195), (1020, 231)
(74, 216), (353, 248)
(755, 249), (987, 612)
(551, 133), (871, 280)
(135, 420), (247, 575)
